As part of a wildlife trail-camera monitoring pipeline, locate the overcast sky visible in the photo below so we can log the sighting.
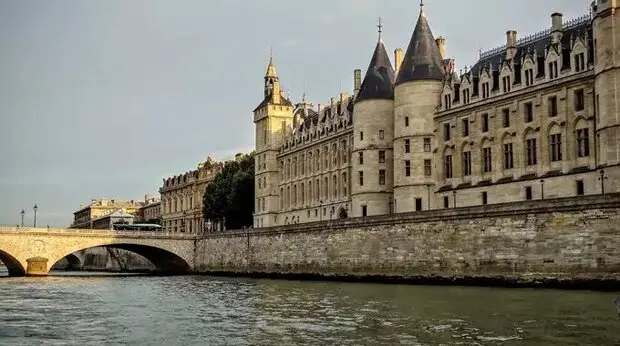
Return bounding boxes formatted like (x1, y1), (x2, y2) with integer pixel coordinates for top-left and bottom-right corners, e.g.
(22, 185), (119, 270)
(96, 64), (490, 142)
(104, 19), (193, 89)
(0, 0), (589, 227)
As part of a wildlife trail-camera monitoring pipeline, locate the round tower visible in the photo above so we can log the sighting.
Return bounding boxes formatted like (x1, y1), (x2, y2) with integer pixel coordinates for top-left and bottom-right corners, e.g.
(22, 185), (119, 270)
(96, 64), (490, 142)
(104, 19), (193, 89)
(351, 21), (396, 217)
(392, 3), (445, 212)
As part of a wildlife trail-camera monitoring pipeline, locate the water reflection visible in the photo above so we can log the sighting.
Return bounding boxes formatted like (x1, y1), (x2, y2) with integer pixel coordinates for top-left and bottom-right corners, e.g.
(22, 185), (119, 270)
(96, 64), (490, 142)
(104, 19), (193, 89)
(0, 272), (618, 345)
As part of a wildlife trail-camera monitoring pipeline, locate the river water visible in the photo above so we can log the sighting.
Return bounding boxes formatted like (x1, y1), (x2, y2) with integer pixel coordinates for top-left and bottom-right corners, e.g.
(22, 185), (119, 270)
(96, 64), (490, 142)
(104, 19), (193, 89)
(0, 269), (619, 345)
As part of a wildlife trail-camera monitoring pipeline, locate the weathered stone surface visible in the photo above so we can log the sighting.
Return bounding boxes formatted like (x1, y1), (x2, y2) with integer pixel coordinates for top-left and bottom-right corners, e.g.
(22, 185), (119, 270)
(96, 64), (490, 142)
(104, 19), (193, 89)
(196, 194), (620, 283)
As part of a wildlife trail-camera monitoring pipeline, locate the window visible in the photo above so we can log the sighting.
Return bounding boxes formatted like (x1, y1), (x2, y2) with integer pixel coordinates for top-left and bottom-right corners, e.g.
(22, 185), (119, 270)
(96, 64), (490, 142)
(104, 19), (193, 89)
(524, 102), (533, 123)
(415, 198), (423, 211)
(360, 131), (364, 141)
(525, 68), (534, 86)
(342, 173), (347, 196)
(359, 152), (364, 165)
(502, 108), (510, 127)
(481, 192), (488, 205)
(525, 186), (532, 200)
(526, 139), (537, 165)
(576, 180), (585, 196)
(424, 138), (431, 152)
(548, 96), (558, 117)
(502, 76), (511, 93)
(577, 128), (590, 157)
(443, 123), (451, 141)
(462, 151), (472, 176)
(444, 94), (452, 110)
(483, 147), (492, 173)
(332, 175), (337, 198)
(263, 128), (268, 145)
(424, 159), (432, 176)
(405, 116), (409, 127)
(482, 82), (490, 99)
(574, 89), (584, 111)
(574, 52), (585, 72)
(379, 150), (385, 163)
(503, 143), (514, 169)
(444, 155), (453, 178)
(361, 205), (367, 217)
(548, 60), (558, 79)
(379, 169), (386, 185)
(404, 139), (411, 153)
(379, 130), (385, 140)
(358, 171), (364, 186)
(463, 88), (470, 104)
(443, 196), (449, 208)
(482, 113), (489, 132)
(462, 118), (469, 137)
(550, 133), (562, 162)
(404, 160), (411, 177)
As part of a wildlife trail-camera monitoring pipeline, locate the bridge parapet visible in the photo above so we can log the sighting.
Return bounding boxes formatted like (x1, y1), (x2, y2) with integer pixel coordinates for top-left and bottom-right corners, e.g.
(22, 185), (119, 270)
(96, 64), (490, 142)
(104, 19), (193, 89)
(0, 227), (199, 240)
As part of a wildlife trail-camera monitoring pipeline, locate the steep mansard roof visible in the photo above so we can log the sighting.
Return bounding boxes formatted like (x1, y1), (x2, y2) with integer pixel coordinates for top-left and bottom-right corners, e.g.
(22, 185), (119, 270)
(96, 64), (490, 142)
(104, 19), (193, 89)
(356, 39), (395, 101)
(395, 9), (445, 85)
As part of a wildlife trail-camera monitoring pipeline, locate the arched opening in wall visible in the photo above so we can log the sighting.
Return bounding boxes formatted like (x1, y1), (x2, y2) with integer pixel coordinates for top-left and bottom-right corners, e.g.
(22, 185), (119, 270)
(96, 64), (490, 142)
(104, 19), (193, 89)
(50, 252), (84, 271)
(0, 249), (26, 277)
(338, 207), (348, 219)
(49, 244), (191, 276)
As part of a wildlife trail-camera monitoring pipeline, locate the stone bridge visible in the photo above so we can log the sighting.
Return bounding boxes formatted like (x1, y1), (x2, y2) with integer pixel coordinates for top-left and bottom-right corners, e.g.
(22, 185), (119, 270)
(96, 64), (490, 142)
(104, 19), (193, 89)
(0, 227), (198, 276)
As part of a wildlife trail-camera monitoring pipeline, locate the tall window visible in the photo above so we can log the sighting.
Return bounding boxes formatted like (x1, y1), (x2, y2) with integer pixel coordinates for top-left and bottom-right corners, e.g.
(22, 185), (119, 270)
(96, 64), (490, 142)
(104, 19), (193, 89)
(483, 147), (492, 173)
(462, 151), (472, 176)
(462, 118), (469, 137)
(358, 152), (363, 165)
(379, 150), (385, 163)
(379, 169), (386, 185)
(482, 82), (490, 98)
(424, 159), (432, 176)
(550, 133), (562, 162)
(526, 138), (537, 165)
(463, 88), (470, 104)
(548, 96), (558, 117)
(502, 108), (510, 127)
(404, 160), (411, 177)
(332, 175), (337, 198)
(524, 68), (534, 86)
(482, 113), (489, 132)
(574, 89), (585, 111)
(577, 128), (590, 157)
(525, 186), (533, 200)
(524, 102), (533, 123)
(502, 76), (511, 93)
(405, 116), (409, 127)
(342, 173), (347, 196)
(444, 155), (453, 179)
(360, 131), (364, 141)
(423, 138), (431, 152)
(443, 123), (451, 141)
(301, 183), (305, 204)
(503, 143), (514, 169)
(574, 52), (585, 72)
(358, 171), (364, 186)
(404, 139), (411, 153)
(444, 94), (452, 110)
(548, 60), (558, 79)
(379, 130), (385, 140)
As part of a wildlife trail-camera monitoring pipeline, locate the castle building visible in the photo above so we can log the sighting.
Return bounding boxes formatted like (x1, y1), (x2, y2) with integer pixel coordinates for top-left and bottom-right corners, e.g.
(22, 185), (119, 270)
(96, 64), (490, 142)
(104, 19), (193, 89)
(253, 0), (620, 228)
(159, 157), (223, 233)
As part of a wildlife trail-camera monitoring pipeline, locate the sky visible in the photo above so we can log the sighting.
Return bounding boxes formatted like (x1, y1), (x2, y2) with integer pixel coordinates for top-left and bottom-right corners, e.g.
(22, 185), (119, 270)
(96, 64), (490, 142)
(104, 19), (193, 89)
(0, 0), (590, 227)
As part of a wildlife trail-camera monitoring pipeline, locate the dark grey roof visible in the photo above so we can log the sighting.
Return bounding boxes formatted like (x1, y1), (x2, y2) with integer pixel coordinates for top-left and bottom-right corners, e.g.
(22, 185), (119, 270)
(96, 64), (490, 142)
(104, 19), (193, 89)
(395, 11), (445, 85)
(253, 93), (293, 112)
(357, 39), (395, 101)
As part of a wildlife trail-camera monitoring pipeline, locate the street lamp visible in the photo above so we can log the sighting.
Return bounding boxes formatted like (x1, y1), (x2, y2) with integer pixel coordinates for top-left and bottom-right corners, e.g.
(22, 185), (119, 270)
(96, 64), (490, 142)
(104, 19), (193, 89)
(33, 204), (38, 228)
(599, 169), (608, 195)
(452, 190), (457, 208)
(540, 179), (545, 200)
(20, 209), (25, 227)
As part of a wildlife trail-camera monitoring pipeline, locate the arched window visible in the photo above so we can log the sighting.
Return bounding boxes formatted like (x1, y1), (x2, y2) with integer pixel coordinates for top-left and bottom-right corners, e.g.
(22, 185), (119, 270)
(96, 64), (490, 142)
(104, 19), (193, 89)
(301, 183), (305, 205)
(342, 173), (348, 196)
(333, 175), (338, 199)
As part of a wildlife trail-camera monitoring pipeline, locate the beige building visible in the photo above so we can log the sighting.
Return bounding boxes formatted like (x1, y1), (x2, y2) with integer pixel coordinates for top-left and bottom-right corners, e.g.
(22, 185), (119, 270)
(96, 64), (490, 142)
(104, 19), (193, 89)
(159, 157), (223, 233)
(70, 198), (144, 229)
(254, 0), (620, 228)
(135, 195), (161, 224)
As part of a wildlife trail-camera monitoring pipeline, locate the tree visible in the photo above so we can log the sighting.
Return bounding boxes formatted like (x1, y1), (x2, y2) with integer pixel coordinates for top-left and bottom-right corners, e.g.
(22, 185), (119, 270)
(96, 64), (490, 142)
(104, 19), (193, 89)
(203, 152), (255, 230)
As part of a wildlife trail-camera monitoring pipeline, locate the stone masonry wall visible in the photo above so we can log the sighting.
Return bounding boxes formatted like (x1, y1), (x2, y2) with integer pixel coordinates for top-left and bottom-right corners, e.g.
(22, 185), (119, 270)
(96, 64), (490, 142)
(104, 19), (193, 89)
(196, 194), (620, 283)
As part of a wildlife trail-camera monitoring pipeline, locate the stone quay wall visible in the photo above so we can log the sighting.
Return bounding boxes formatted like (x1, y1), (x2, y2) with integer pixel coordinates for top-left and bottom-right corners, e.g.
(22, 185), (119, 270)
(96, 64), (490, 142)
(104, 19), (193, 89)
(195, 194), (620, 286)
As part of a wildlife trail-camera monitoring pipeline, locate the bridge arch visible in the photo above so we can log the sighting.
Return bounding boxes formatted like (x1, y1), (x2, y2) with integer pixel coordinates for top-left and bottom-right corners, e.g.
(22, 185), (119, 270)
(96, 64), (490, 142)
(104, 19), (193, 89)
(0, 249), (26, 276)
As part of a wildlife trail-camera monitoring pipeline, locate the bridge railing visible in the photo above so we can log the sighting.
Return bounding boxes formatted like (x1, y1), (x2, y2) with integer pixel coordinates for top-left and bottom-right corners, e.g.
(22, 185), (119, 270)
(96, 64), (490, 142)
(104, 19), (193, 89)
(0, 226), (200, 239)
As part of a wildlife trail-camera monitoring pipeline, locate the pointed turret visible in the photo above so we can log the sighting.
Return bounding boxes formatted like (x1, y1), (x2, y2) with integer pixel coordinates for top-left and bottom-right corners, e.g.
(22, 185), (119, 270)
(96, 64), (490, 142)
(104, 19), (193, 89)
(395, 2), (444, 85)
(357, 20), (395, 102)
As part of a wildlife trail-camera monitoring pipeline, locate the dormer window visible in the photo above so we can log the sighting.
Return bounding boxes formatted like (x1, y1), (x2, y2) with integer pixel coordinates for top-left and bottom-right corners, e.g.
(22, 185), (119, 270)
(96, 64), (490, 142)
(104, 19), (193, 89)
(462, 88), (470, 104)
(502, 76), (511, 93)
(574, 52), (585, 72)
(524, 68), (534, 86)
(548, 61), (558, 79)
(444, 94), (452, 110)
(482, 82), (490, 99)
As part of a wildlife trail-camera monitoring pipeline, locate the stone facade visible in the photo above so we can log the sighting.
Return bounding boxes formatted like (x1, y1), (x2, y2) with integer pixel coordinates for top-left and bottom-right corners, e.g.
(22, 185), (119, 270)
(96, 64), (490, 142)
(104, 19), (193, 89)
(135, 195), (161, 224)
(70, 198), (144, 229)
(160, 157), (223, 233)
(252, 0), (620, 228)
(197, 193), (620, 283)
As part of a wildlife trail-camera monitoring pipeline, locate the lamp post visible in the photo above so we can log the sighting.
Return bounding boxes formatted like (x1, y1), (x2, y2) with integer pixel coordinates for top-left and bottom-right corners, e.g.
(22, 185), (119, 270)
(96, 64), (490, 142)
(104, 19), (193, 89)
(599, 169), (608, 195)
(452, 190), (457, 208)
(33, 204), (38, 228)
(20, 209), (25, 227)
(540, 179), (545, 200)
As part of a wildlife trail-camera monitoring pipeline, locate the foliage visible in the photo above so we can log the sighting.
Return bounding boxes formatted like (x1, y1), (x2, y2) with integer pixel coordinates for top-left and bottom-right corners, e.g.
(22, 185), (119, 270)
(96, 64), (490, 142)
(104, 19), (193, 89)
(203, 152), (255, 229)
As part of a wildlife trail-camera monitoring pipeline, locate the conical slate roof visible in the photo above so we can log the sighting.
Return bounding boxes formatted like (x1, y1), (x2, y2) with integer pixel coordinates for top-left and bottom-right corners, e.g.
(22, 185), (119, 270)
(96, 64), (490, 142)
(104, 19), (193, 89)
(357, 39), (395, 101)
(395, 9), (444, 85)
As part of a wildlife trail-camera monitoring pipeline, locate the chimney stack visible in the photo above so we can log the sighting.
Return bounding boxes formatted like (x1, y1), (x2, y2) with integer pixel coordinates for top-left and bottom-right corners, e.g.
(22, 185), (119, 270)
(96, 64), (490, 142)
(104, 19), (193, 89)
(436, 36), (446, 59)
(353, 69), (362, 97)
(506, 30), (517, 60)
(551, 12), (563, 44)
(394, 48), (404, 74)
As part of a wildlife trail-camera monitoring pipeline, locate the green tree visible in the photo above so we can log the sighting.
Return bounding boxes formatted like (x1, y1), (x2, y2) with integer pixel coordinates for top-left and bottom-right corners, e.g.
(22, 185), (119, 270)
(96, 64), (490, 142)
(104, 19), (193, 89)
(203, 152), (255, 230)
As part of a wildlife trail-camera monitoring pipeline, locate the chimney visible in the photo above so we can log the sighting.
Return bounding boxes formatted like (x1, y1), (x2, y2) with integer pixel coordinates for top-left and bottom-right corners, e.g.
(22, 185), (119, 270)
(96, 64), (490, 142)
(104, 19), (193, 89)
(551, 12), (563, 44)
(394, 48), (404, 74)
(506, 30), (517, 60)
(353, 69), (361, 97)
(435, 37), (446, 59)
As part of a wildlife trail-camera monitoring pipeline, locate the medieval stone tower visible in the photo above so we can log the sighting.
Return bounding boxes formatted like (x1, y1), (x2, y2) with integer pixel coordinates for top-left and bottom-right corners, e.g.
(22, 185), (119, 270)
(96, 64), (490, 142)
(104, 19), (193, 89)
(592, 0), (620, 173)
(351, 24), (396, 217)
(392, 3), (445, 212)
(253, 57), (294, 227)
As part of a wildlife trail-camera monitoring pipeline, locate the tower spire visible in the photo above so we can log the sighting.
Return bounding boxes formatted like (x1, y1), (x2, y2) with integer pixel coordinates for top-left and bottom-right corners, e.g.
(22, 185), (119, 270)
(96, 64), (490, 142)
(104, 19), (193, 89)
(420, 0), (425, 16)
(377, 17), (383, 41)
(265, 47), (277, 77)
